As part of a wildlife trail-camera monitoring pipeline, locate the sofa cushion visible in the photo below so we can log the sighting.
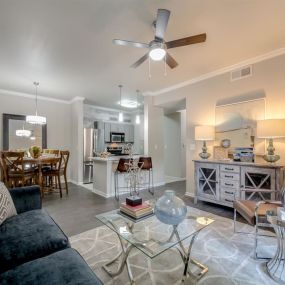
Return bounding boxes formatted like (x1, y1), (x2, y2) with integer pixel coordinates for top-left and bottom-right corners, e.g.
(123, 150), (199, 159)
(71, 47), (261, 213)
(0, 209), (70, 273)
(0, 248), (103, 285)
(0, 182), (17, 226)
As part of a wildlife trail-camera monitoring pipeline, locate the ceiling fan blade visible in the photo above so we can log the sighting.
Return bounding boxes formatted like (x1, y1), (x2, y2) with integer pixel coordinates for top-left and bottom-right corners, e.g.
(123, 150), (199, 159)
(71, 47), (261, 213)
(166, 52), (178, 69)
(166, 33), (206, 49)
(155, 9), (170, 41)
(130, 53), (149, 68)
(113, 39), (149, 49)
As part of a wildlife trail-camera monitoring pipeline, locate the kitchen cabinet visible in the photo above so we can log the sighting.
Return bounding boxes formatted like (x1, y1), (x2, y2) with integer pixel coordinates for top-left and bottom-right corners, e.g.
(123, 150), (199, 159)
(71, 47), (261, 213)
(111, 123), (119, 133)
(104, 122), (135, 142)
(124, 125), (134, 142)
(104, 123), (111, 142)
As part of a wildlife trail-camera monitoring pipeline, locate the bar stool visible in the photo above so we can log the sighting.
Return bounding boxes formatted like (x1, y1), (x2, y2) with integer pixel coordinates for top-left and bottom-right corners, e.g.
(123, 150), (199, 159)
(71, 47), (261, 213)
(114, 158), (133, 200)
(138, 157), (154, 195)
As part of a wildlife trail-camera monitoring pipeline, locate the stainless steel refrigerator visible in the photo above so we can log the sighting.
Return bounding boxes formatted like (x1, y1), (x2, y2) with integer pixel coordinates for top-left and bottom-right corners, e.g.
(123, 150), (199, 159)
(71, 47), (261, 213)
(83, 121), (104, 184)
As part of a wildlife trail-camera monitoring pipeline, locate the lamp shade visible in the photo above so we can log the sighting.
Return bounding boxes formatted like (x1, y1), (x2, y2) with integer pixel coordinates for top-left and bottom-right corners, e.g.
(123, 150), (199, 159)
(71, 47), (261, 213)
(257, 119), (285, 139)
(195, 126), (215, 141)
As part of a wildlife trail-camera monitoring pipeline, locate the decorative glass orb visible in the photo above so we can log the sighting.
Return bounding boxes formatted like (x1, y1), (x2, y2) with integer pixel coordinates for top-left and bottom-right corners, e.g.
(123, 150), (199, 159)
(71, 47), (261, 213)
(154, 190), (187, 225)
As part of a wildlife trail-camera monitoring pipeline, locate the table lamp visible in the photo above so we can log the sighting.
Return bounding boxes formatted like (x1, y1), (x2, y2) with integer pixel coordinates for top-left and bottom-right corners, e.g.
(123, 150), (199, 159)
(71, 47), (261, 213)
(257, 119), (285, 163)
(195, 126), (215, 159)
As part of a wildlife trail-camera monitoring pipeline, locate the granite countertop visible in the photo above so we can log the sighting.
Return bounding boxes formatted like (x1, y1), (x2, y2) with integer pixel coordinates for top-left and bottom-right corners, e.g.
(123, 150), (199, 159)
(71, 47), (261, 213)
(193, 159), (285, 168)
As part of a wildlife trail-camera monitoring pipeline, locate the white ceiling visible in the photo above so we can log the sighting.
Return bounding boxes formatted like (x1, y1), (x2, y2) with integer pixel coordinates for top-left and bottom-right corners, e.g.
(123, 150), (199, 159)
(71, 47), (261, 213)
(0, 0), (285, 109)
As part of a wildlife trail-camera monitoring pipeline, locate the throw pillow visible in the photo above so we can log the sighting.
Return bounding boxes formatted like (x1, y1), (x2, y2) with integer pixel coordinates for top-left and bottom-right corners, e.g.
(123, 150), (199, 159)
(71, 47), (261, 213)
(0, 182), (17, 225)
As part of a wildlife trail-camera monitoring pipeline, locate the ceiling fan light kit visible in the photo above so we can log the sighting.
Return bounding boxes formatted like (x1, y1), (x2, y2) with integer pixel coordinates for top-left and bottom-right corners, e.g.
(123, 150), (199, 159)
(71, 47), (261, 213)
(113, 8), (206, 71)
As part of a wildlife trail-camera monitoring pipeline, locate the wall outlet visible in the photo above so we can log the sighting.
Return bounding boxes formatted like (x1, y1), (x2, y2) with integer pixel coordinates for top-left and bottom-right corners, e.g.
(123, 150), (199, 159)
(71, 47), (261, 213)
(154, 144), (158, 150)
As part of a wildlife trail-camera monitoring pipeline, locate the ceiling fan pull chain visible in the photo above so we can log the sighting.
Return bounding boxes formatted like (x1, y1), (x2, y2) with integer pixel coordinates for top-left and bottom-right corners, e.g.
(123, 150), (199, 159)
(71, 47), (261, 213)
(148, 56), (151, 79)
(164, 55), (167, 76)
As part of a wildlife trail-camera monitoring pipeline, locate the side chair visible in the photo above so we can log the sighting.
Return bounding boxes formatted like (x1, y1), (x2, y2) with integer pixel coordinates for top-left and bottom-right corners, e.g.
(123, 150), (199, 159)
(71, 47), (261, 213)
(233, 185), (285, 259)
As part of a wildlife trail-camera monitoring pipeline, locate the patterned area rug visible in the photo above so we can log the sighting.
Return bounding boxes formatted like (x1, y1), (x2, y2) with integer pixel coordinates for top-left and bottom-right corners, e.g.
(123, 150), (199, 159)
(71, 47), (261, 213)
(70, 207), (279, 285)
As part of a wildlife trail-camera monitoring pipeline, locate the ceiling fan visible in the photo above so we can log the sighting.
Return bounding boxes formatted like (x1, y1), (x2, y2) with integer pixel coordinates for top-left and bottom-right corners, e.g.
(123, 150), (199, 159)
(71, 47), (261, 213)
(113, 9), (206, 69)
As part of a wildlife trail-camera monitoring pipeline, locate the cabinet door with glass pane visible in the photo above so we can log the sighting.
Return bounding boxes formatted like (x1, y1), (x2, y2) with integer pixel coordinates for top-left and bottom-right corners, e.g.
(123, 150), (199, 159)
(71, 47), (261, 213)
(241, 167), (276, 201)
(195, 163), (220, 201)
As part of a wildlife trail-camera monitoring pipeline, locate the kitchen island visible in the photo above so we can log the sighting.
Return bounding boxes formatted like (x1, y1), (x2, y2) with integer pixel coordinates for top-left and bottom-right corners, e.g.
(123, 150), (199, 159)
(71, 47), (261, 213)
(91, 155), (141, 198)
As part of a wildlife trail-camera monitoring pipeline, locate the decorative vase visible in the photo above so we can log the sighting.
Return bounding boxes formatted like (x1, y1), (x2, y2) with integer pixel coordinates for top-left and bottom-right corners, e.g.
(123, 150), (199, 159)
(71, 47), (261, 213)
(154, 190), (187, 225)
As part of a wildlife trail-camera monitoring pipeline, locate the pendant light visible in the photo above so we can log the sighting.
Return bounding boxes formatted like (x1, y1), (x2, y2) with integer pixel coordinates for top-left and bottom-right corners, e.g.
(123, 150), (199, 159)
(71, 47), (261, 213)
(26, 82), (46, 125)
(16, 129), (31, 137)
(135, 90), (140, 125)
(16, 125), (31, 137)
(118, 85), (124, 122)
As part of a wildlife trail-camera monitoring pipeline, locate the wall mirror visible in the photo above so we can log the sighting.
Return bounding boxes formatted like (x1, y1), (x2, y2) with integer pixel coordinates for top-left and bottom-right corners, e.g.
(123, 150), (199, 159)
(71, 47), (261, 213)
(215, 93), (266, 154)
(2, 114), (47, 150)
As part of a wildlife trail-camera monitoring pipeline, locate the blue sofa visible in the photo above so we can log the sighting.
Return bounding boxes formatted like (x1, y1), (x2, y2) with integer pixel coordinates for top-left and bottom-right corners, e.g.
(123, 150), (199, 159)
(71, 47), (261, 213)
(0, 186), (102, 285)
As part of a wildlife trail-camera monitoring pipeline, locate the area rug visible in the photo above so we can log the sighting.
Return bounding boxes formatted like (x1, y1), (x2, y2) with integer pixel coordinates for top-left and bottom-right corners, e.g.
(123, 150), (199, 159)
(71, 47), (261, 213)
(70, 207), (279, 285)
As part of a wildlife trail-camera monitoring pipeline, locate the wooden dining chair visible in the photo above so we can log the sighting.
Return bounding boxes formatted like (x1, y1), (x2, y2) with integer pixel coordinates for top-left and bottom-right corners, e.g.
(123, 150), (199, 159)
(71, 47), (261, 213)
(42, 150), (70, 197)
(0, 152), (7, 185)
(42, 149), (60, 156)
(1, 151), (37, 188)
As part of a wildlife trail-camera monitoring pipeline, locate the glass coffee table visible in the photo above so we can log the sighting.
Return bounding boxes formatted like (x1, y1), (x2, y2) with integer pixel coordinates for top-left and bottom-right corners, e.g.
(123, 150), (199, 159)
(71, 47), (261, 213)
(96, 208), (214, 284)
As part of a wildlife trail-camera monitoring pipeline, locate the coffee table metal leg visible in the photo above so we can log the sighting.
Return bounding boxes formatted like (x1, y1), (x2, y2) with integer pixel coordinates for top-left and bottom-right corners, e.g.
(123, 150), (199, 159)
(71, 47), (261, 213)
(169, 227), (208, 282)
(102, 221), (136, 284)
(102, 240), (135, 283)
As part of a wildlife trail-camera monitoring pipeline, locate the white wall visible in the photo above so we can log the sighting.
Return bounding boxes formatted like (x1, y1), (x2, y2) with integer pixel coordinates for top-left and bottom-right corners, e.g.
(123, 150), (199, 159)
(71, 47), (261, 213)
(132, 113), (144, 155)
(153, 53), (285, 197)
(0, 93), (71, 151)
(70, 98), (84, 183)
(144, 96), (165, 186)
(0, 92), (83, 181)
(180, 110), (186, 178)
(164, 112), (182, 178)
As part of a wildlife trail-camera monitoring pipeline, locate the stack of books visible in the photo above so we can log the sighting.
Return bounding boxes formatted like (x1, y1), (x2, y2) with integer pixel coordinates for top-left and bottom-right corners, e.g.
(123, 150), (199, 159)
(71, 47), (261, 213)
(120, 202), (153, 221)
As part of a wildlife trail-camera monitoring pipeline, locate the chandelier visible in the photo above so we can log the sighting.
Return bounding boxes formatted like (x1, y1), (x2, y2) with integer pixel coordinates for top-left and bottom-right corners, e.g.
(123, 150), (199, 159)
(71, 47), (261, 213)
(26, 82), (46, 125)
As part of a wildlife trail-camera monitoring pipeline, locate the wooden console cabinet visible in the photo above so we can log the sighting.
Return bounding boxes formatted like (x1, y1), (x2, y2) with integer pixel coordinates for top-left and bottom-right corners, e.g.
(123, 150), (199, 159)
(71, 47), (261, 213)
(194, 160), (285, 207)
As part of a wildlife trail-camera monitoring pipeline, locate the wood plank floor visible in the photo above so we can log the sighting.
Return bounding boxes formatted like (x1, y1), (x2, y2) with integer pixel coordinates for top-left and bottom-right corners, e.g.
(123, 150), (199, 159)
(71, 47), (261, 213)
(43, 181), (238, 237)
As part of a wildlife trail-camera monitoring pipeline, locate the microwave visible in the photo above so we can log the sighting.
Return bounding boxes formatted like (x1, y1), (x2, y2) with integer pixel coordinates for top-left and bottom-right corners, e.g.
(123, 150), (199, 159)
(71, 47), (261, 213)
(110, 132), (125, 143)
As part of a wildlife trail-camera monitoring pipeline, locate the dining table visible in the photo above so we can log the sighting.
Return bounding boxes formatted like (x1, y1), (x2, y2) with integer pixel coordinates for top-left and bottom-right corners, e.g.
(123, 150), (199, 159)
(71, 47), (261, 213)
(23, 155), (60, 192)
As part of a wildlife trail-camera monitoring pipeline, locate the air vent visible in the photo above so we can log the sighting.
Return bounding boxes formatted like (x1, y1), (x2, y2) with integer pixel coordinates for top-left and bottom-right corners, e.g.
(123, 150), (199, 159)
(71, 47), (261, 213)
(124, 119), (132, 123)
(109, 117), (118, 121)
(230, 65), (252, 81)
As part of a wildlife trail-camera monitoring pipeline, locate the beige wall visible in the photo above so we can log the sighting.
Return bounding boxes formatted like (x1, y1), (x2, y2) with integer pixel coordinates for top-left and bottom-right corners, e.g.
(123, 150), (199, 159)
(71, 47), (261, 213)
(153, 53), (285, 196)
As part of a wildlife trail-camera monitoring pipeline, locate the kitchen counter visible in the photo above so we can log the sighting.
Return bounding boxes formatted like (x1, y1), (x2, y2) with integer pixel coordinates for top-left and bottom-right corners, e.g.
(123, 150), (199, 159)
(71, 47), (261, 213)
(91, 154), (144, 198)
(91, 154), (141, 162)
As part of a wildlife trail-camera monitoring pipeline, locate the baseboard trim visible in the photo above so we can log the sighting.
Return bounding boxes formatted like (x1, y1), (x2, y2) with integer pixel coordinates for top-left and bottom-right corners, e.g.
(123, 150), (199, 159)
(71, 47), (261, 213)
(92, 188), (111, 198)
(165, 176), (186, 183)
(184, 192), (197, 203)
(184, 192), (196, 199)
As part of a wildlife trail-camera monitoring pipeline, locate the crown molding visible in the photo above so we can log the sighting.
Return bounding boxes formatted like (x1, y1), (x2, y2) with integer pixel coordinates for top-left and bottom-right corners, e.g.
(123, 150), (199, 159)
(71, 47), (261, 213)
(144, 47), (285, 96)
(70, 96), (85, 103)
(0, 89), (85, 104)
